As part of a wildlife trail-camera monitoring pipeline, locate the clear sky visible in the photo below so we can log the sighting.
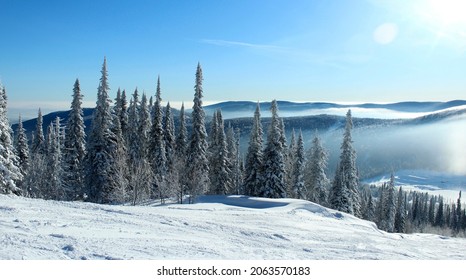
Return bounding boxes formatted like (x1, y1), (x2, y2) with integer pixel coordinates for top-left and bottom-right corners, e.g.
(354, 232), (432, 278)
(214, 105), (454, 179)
(1, 0), (466, 118)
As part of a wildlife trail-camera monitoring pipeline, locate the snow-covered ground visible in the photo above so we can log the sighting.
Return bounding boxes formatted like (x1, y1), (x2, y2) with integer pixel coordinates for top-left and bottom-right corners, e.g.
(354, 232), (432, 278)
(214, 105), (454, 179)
(1, 194), (465, 260)
(365, 169), (466, 202)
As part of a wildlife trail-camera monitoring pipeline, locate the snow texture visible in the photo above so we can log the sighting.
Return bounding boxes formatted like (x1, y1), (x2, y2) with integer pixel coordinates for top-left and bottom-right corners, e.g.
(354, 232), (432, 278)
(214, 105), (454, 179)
(1, 194), (465, 260)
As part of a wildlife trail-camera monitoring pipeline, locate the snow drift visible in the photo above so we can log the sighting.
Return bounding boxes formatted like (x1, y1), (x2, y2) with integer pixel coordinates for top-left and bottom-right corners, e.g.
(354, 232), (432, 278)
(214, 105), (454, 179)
(1, 194), (465, 260)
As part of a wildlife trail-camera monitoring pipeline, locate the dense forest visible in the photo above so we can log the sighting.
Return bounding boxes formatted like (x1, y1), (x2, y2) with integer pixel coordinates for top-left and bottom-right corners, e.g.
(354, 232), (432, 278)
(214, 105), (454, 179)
(1, 59), (465, 237)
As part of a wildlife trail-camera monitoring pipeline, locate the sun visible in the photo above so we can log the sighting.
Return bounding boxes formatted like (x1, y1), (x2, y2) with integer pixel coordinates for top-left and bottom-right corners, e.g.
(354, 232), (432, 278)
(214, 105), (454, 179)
(424, 0), (466, 26)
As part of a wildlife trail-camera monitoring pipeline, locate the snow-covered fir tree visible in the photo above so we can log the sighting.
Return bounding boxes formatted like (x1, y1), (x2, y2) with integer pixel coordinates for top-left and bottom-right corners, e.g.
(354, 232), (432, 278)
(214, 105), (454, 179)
(330, 110), (361, 217)
(14, 115), (29, 180)
(138, 92), (151, 159)
(305, 131), (330, 205)
(44, 117), (65, 200)
(243, 102), (263, 197)
(226, 124), (241, 194)
(285, 129), (297, 196)
(384, 174), (397, 232)
(63, 79), (86, 200)
(127, 88), (140, 164)
(0, 84), (22, 194)
(84, 58), (122, 204)
(163, 102), (176, 173)
(208, 110), (231, 195)
(31, 109), (45, 154)
(186, 63), (209, 203)
(149, 76), (168, 202)
(394, 186), (406, 233)
(174, 102), (188, 203)
(261, 99), (287, 198)
(291, 130), (306, 199)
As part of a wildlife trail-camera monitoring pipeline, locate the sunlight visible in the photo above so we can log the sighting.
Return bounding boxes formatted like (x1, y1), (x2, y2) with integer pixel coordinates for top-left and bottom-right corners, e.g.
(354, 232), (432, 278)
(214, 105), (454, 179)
(425, 0), (466, 26)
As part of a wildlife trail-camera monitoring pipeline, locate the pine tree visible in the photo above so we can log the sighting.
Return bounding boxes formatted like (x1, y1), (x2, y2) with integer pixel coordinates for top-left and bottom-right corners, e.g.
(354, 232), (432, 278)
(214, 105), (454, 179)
(243, 102), (263, 197)
(84, 58), (121, 204)
(31, 109), (45, 154)
(261, 100), (287, 198)
(15, 115), (29, 179)
(149, 76), (169, 202)
(454, 191), (462, 234)
(63, 79), (86, 200)
(291, 130), (306, 199)
(329, 163), (351, 213)
(330, 110), (361, 217)
(0, 84), (22, 194)
(305, 131), (330, 205)
(186, 63), (209, 203)
(138, 93), (151, 159)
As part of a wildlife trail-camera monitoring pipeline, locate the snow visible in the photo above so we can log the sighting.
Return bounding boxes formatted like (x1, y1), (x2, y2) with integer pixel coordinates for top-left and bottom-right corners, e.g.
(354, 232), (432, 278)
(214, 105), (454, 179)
(365, 169), (466, 201)
(1, 194), (466, 260)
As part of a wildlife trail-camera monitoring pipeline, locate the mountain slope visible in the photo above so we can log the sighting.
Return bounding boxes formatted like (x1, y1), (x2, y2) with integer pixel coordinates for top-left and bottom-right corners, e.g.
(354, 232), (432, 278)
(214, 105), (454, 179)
(1, 194), (465, 260)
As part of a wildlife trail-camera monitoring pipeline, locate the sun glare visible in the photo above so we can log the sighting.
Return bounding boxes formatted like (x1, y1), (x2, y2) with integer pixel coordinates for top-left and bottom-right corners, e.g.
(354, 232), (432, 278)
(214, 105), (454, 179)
(425, 0), (466, 26)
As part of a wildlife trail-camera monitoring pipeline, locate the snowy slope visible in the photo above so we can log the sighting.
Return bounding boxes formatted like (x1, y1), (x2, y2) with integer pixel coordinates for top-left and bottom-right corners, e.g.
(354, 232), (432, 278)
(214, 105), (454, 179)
(1, 194), (465, 260)
(365, 170), (466, 202)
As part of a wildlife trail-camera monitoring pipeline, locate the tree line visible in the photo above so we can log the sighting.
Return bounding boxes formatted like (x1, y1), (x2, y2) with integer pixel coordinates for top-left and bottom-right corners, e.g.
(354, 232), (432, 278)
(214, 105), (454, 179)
(1, 58), (465, 236)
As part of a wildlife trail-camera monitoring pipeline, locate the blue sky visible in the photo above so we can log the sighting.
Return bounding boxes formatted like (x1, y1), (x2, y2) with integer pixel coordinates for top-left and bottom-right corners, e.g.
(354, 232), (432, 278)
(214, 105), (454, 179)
(1, 0), (466, 117)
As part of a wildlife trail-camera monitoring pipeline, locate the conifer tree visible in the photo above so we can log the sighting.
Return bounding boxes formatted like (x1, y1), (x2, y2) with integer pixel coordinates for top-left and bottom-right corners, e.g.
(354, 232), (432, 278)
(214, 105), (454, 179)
(174, 102), (188, 203)
(384, 174), (397, 232)
(31, 109), (45, 154)
(186, 63), (209, 202)
(84, 58), (121, 204)
(243, 102), (263, 197)
(44, 117), (65, 200)
(330, 110), (361, 217)
(262, 100), (287, 198)
(163, 102), (176, 173)
(0, 84), (22, 194)
(63, 79), (86, 200)
(208, 110), (230, 194)
(291, 130), (306, 199)
(128, 88), (140, 164)
(226, 124), (241, 194)
(149, 76), (168, 201)
(15, 115), (29, 179)
(454, 191), (462, 233)
(305, 131), (330, 205)
(435, 197), (445, 227)
(285, 129), (297, 196)
(138, 93), (151, 158)
(394, 187), (406, 233)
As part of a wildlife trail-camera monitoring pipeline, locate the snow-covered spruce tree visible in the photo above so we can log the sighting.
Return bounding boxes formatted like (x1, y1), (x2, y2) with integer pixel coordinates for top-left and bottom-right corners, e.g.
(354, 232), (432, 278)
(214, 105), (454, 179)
(208, 110), (231, 195)
(384, 174), (397, 232)
(394, 187), (406, 233)
(63, 79), (86, 200)
(84, 58), (122, 204)
(226, 124), (241, 194)
(186, 63), (209, 203)
(138, 93), (151, 159)
(127, 88), (140, 164)
(285, 129), (296, 197)
(330, 110), (361, 217)
(163, 102), (175, 174)
(329, 163), (351, 213)
(0, 84), (22, 194)
(243, 102), (263, 197)
(43, 117), (66, 200)
(362, 189), (376, 222)
(117, 89), (129, 140)
(261, 100), (287, 198)
(435, 196), (445, 227)
(149, 76), (168, 202)
(31, 109), (45, 154)
(454, 191), (462, 234)
(305, 131), (330, 205)
(291, 130), (306, 199)
(15, 115), (29, 180)
(174, 102), (188, 203)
